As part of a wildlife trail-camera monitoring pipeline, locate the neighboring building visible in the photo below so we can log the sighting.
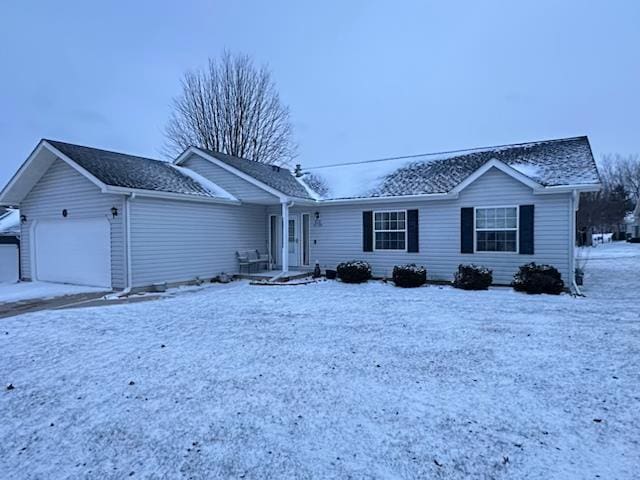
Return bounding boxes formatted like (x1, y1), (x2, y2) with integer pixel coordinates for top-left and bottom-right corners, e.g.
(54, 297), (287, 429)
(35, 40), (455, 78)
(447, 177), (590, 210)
(622, 203), (640, 239)
(0, 207), (20, 237)
(0, 207), (20, 283)
(0, 136), (601, 291)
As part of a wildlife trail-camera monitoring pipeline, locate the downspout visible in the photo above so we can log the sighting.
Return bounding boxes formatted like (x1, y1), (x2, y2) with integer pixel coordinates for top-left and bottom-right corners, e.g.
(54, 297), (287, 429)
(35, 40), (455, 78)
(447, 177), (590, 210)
(118, 193), (135, 296)
(570, 189), (582, 296)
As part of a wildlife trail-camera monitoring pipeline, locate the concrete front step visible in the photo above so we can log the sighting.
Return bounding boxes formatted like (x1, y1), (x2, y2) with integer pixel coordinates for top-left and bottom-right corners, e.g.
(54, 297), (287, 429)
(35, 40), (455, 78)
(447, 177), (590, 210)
(234, 271), (311, 282)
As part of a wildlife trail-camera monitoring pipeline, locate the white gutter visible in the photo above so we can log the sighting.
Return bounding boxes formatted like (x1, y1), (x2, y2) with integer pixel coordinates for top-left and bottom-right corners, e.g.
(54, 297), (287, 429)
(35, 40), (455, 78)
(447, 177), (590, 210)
(536, 184), (601, 195)
(318, 192), (456, 205)
(102, 185), (241, 205)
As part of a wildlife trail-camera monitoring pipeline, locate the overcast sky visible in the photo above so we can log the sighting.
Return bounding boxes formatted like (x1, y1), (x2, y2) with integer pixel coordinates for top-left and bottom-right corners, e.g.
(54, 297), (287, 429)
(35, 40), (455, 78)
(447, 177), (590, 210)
(1, 0), (639, 186)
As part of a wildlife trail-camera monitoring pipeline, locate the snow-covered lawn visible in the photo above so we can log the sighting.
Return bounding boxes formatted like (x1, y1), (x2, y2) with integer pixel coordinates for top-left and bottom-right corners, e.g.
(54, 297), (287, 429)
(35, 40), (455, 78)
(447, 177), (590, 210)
(0, 281), (108, 304)
(1, 243), (639, 478)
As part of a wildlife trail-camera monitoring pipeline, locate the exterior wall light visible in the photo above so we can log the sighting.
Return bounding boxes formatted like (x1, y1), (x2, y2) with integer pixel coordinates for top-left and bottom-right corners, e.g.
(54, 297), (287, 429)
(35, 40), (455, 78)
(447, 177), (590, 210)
(111, 206), (118, 218)
(20, 214), (27, 224)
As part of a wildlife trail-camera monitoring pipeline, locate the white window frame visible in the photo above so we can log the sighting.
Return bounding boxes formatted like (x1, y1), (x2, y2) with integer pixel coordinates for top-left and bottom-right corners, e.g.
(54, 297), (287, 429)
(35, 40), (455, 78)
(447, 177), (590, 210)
(372, 209), (408, 252)
(473, 205), (519, 254)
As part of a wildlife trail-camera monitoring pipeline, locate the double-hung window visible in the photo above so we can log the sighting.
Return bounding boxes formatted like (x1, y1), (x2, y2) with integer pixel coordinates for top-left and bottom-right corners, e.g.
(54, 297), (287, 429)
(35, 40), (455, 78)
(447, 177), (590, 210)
(475, 207), (518, 252)
(374, 210), (406, 250)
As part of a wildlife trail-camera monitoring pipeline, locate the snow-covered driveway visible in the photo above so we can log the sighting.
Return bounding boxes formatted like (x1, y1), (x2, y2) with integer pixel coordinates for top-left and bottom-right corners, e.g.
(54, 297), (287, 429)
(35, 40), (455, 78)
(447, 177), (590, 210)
(0, 281), (107, 304)
(1, 243), (639, 479)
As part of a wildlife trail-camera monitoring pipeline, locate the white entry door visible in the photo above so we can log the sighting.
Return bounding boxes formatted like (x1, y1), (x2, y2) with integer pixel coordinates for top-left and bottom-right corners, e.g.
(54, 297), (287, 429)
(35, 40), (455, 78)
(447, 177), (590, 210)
(288, 217), (299, 267)
(34, 218), (111, 288)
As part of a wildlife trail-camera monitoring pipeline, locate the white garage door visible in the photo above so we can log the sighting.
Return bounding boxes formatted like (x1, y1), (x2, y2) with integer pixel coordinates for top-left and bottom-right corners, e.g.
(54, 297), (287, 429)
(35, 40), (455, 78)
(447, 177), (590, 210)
(34, 218), (111, 288)
(0, 244), (19, 283)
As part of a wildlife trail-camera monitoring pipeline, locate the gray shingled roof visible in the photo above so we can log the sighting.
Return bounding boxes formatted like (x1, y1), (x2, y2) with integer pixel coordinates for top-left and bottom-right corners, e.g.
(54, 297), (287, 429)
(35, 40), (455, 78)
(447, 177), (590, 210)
(198, 148), (313, 199)
(46, 140), (224, 198)
(301, 137), (601, 200)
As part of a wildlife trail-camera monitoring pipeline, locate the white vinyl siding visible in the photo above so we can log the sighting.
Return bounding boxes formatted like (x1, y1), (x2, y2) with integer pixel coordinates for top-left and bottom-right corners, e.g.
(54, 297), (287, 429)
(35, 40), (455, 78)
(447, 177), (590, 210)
(19, 159), (126, 289)
(181, 154), (278, 204)
(270, 167), (572, 285)
(128, 197), (267, 287)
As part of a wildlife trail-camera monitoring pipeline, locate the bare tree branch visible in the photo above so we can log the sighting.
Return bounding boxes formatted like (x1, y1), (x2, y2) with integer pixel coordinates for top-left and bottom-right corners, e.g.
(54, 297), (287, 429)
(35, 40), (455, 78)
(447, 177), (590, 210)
(598, 153), (640, 202)
(164, 52), (297, 166)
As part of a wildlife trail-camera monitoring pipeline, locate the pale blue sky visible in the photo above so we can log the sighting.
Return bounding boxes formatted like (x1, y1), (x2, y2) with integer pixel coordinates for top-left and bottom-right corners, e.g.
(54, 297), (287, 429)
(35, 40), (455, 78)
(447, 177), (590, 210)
(1, 0), (639, 185)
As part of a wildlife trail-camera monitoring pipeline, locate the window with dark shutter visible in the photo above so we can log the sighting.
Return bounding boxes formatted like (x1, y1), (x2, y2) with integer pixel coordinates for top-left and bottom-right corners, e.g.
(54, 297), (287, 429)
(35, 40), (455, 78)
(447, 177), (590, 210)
(362, 211), (373, 252)
(519, 205), (535, 254)
(407, 209), (419, 252)
(373, 210), (406, 250)
(461, 208), (474, 253)
(475, 207), (518, 252)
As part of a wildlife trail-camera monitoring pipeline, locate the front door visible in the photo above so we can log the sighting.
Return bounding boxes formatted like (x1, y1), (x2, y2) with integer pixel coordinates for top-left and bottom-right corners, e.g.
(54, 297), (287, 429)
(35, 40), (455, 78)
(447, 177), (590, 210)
(288, 217), (299, 267)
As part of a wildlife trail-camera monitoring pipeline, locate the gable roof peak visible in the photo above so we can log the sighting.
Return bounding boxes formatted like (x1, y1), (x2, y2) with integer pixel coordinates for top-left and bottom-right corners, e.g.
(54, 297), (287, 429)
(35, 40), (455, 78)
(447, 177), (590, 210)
(186, 147), (313, 200)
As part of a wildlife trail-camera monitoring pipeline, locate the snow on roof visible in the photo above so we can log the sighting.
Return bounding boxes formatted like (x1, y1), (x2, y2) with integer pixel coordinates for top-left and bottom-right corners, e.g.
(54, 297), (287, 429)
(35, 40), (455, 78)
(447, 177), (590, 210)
(46, 140), (232, 199)
(0, 209), (19, 234)
(170, 165), (237, 201)
(300, 137), (601, 200)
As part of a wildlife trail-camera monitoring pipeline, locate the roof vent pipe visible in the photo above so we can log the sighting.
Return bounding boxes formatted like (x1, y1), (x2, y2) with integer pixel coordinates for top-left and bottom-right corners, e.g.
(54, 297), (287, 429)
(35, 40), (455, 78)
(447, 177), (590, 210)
(294, 164), (302, 177)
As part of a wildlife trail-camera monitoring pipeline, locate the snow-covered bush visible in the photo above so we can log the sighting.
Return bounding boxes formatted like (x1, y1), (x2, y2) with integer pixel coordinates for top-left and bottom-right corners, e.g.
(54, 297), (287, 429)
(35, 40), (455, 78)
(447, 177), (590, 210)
(392, 264), (427, 288)
(512, 263), (565, 295)
(453, 264), (492, 290)
(336, 260), (372, 284)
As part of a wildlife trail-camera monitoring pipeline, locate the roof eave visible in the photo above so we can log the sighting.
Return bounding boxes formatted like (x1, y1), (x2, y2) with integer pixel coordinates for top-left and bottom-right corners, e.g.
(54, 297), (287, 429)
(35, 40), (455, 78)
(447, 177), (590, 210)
(316, 192), (456, 205)
(102, 185), (243, 205)
(535, 184), (602, 194)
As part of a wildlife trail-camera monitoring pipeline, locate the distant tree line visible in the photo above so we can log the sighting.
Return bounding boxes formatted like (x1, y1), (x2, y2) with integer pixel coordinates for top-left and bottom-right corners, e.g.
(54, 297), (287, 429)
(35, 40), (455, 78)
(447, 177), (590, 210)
(577, 154), (640, 243)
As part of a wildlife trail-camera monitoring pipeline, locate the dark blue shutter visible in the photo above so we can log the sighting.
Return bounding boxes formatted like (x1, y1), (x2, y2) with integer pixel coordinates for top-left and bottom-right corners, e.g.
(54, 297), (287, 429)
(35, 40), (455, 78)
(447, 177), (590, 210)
(363, 211), (373, 252)
(461, 208), (474, 253)
(407, 209), (419, 252)
(519, 205), (534, 254)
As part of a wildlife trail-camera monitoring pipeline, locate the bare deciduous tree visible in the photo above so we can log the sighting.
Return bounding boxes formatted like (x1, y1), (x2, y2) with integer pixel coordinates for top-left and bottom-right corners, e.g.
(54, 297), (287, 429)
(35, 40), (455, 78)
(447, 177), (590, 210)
(164, 52), (297, 166)
(577, 185), (629, 245)
(598, 154), (640, 202)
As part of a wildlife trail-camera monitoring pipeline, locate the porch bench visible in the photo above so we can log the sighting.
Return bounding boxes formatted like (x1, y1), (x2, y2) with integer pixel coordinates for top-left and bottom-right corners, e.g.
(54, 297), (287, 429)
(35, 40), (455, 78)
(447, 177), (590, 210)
(236, 249), (270, 274)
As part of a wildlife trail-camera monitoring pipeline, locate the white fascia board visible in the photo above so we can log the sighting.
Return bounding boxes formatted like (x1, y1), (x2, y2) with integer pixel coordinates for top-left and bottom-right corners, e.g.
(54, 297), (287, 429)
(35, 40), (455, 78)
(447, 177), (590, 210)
(535, 184), (601, 195)
(103, 185), (242, 205)
(317, 192), (455, 205)
(175, 147), (288, 201)
(287, 197), (318, 206)
(173, 146), (199, 165)
(451, 159), (542, 194)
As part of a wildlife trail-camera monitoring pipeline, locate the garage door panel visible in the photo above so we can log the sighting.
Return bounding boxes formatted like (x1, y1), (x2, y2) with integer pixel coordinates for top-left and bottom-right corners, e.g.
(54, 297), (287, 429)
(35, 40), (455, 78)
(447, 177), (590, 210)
(34, 218), (111, 288)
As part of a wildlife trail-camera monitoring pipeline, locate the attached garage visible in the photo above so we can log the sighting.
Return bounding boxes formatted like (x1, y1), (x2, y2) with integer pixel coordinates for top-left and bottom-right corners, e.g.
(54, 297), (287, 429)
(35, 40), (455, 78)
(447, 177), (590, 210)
(33, 218), (112, 288)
